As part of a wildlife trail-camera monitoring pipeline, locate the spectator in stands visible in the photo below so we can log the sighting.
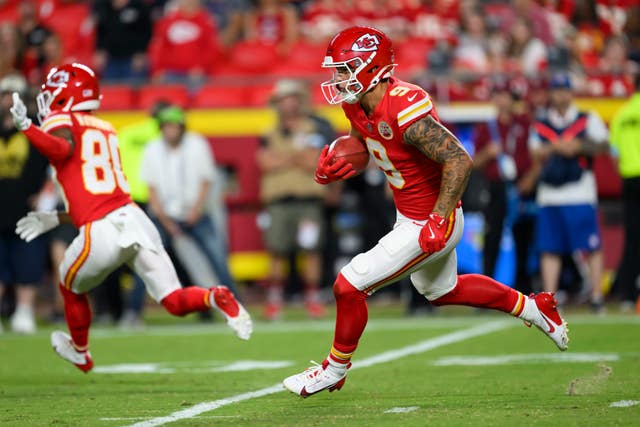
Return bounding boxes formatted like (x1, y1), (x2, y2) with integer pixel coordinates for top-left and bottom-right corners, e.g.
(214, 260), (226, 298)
(17, 0), (53, 85)
(525, 76), (550, 121)
(141, 105), (239, 297)
(570, 0), (605, 70)
(528, 73), (609, 312)
(0, 22), (23, 79)
(300, 0), (350, 43)
(512, 0), (553, 45)
(148, 0), (219, 87)
(0, 75), (49, 333)
(506, 18), (548, 77)
(206, 0), (251, 48)
(609, 74), (640, 311)
(93, 0), (152, 82)
(257, 79), (335, 320)
(453, 8), (490, 74)
(242, 0), (299, 56)
(596, 36), (639, 97)
(34, 33), (73, 84)
(625, 4), (640, 63)
(473, 78), (537, 294)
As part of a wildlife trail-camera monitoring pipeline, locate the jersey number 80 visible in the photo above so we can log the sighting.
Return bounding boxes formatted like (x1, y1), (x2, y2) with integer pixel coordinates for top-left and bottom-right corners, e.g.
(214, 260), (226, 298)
(81, 129), (130, 194)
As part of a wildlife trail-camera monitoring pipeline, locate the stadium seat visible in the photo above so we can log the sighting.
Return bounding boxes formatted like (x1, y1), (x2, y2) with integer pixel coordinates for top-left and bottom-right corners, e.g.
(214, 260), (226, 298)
(212, 41), (278, 77)
(245, 83), (278, 108)
(192, 84), (249, 109)
(40, 2), (94, 61)
(271, 41), (326, 78)
(394, 37), (433, 78)
(99, 85), (136, 110)
(137, 84), (190, 110)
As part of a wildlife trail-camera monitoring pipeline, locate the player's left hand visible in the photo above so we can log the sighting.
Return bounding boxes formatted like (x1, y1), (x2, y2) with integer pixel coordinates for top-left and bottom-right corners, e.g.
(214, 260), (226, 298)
(418, 213), (448, 253)
(9, 92), (32, 131)
(15, 211), (60, 242)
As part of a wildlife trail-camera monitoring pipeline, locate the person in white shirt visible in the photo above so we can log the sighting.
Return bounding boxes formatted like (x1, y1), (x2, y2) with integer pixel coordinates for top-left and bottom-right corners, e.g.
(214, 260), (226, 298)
(528, 73), (609, 312)
(140, 106), (236, 294)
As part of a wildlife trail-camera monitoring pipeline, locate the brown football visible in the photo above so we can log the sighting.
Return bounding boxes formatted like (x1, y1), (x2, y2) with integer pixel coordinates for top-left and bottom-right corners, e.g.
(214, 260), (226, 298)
(329, 135), (370, 174)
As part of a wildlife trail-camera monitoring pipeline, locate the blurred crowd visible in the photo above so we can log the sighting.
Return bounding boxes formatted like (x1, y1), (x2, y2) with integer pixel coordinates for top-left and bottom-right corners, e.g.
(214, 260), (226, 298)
(0, 0), (638, 101)
(1, 0), (639, 333)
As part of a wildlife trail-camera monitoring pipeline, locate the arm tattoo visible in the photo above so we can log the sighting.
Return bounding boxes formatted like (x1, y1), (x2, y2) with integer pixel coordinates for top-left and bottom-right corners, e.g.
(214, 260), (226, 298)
(403, 115), (472, 217)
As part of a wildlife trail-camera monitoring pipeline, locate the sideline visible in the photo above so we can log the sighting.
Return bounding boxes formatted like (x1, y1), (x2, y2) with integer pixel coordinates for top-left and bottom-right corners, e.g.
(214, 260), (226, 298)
(124, 321), (511, 427)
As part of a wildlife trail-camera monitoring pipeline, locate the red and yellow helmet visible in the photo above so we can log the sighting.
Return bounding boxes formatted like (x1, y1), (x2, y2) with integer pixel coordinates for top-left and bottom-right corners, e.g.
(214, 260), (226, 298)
(36, 63), (100, 120)
(321, 26), (396, 105)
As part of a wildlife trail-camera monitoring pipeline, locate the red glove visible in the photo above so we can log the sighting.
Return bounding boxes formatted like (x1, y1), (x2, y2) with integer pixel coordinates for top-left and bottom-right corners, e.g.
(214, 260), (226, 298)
(314, 145), (356, 185)
(418, 213), (448, 253)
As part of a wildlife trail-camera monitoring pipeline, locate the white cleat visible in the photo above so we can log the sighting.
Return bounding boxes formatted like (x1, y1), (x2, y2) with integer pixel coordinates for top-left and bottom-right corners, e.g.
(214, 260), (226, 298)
(525, 292), (569, 351)
(283, 360), (348, 398)
(10, 305), (36, 334)
(209, 286), (253, 340)
(51, 331), (94, 373)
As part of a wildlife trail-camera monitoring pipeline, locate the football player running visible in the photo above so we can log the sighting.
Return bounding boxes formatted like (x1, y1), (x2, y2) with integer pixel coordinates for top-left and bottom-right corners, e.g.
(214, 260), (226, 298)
(10, 63), (252, 373)
(283, 26), (568, 397)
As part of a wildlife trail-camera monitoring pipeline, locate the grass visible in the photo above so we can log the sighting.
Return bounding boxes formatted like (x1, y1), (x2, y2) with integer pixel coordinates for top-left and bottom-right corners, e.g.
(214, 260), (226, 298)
(0, 305), (638, 426)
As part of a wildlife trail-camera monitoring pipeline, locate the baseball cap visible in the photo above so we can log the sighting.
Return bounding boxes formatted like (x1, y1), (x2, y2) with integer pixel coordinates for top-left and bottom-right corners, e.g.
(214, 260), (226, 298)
(269, 79), (307, 104)
(156, 106), (185, 124)
(549, 72), (572, 90)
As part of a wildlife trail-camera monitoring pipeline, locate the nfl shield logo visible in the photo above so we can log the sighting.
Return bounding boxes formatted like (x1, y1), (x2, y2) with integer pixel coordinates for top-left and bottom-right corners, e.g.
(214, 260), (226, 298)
(378, 121), (393, 140)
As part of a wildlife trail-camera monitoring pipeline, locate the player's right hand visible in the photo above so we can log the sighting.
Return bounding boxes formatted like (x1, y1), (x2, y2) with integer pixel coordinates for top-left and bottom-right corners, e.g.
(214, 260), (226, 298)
(15, 211), (60, 242)
(9, 92), (32, 131)
(418, 213), (448, 254)
(314, 145), (356, 185)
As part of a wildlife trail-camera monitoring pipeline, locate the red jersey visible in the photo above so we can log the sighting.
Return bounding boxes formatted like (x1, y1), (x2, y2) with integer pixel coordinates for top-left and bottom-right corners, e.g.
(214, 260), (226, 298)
(148, 9), (218, 75)
(342, 77), (443, 220)
(41, 112), (132, 227)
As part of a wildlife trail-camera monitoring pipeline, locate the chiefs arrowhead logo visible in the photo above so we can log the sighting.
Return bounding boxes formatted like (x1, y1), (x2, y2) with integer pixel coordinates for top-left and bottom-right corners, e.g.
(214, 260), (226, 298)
(46, 70), (70, 88)
(352, 34), (379, 52)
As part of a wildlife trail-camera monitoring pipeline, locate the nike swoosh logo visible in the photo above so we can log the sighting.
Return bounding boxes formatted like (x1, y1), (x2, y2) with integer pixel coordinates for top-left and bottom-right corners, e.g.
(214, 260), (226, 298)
(427, 223), (435, 239)
(407, 93), (417, 102)
(539, 312), (556, 333)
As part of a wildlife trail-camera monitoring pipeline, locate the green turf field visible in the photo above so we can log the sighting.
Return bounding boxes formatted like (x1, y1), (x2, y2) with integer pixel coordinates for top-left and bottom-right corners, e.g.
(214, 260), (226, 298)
(1, 306), (638, 426)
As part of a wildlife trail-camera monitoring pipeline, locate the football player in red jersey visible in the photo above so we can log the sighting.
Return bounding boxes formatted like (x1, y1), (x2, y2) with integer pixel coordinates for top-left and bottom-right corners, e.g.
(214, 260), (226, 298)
(9, 63), (252, 372)
(283, 27), (569, 397)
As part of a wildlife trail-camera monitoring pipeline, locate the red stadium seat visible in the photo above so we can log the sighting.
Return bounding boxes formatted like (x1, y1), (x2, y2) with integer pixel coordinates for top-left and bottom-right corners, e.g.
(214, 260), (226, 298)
(192, 84), (249, 109)
(271, 41), (326, 78)
(212, 41), (278, 77)
(137, 84), (190, 110)
(394, 37), (433, 78)
(99, 85), (136, 110)
(245, 83), (278, 108)
(40, 3), (94, 60)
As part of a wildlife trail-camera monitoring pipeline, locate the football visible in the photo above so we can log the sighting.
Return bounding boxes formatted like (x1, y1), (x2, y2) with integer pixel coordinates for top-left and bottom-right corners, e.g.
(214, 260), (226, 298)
(329, 135), (370, 174)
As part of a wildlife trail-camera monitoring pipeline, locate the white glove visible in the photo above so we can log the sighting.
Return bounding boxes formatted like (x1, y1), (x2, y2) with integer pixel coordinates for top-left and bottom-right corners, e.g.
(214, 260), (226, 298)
(15, 211), (60, 242)
(9, 92), (32, 131)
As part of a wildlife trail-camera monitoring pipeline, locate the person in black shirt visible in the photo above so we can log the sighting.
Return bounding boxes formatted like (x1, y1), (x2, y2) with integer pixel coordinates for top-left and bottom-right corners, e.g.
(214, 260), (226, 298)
(93, 0), (153, 82)
(0, 79), (49, 334)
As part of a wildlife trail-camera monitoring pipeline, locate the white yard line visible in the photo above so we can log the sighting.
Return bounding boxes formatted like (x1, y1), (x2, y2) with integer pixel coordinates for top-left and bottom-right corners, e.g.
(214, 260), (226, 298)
(123, 320), (511, 427)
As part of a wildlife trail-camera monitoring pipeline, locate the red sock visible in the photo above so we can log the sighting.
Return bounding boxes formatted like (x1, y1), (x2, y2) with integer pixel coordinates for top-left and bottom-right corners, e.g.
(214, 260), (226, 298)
(161, 287), (210, 316)
(58, 284), (91, 351)
(329, 273), (368, 367)
(431, 274), (524, 315)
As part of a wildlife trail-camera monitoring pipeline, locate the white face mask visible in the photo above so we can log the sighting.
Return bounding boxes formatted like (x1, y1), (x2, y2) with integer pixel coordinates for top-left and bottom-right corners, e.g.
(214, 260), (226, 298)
(320, 57), (366, 105)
